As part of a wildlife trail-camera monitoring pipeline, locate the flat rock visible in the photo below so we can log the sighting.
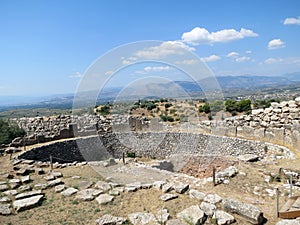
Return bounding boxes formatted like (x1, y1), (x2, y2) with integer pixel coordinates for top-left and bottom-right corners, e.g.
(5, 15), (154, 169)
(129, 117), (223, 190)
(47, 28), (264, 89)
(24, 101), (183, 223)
(16, 168), (31, 176)
(3, 189), (18, 196)
(44, 175), (55, 181)
(200, 201), (216, 216)
(13, 194), (44, 212)
(95, 214), (127, 225)
(61, 187), (78, 197)
(0, 196), (11, 203)
(189, 189), (205, 200)
(162, 183), (173, 193)
(153, 181), (166, 189)
(51, 171), (63, 178)
(109, 189), (120, 196)
(96, 194), (114, 205)
(0, 184), (9, 191)
(213, 210), (235, 225)
(173, 182), (189, 194)
(128, 212), (158, 225)
(77, 180), (93, 190)
(95, 181), (112, 191)
(177, 205), (206, 225)
(15, 190), (43, 200)
(223, 198), (264, 224)
(18, 184), (32, 192)
(0, 203), (12, 215)
(276, 220), (300, 225)
(216, 166), (238, 179)
(141, 183), (153, 189)
(47, 178), (63, 187)
(238, 154), (259, 162)
(55, 184), (65, 193)
(203, 193), (223, 204)
(166, 219), (187, 225)
(21, 175), (31, 183)
(76, 188), (102, 201)
(34, 183), (49, 190)
(160, 193), (178, 202)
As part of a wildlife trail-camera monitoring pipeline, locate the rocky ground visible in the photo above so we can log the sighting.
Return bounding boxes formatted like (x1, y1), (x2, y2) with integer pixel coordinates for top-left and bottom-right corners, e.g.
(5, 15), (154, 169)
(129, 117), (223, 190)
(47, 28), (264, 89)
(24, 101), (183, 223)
(1, 145), (300, 225)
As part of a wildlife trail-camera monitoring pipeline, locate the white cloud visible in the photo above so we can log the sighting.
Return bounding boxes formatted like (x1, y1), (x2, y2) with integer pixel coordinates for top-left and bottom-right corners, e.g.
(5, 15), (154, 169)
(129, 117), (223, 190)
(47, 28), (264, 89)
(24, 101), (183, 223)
(134, 41), (195, 59)
(268, 39), (285, 50)
(235, 56), (250, 62)
(200, 54), (221, 62)
(227, 51), (239, 58)
(181, 27), (258, 45)
(245, 50), (252, 54)
(175, 59), (198, 65)
(263, 58), (283, 64)
(69, 72), (83, 78)
(284, 16), (300, 25)
(144, 66), (171, 72)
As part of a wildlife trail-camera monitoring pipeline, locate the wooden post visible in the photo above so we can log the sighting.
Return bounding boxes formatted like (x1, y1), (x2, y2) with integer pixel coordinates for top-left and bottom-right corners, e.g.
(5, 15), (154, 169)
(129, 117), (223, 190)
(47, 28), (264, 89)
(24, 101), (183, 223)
(122, 152), (125, 165)
(290, 175), (293, 197)
(213, 166), (216, 186)
(50, 155), (53, 171)
(276, 188), (279, 218)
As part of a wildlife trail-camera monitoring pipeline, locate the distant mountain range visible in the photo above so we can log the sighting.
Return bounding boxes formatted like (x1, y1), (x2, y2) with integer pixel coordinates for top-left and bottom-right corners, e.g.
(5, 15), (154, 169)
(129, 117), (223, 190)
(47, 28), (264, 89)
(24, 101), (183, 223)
(1, 72), (300, 110)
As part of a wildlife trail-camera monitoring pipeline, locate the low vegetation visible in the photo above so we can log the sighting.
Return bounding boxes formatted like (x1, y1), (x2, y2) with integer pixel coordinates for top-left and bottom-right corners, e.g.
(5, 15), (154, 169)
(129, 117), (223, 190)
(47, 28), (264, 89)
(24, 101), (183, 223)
(0, 118), (26, 145)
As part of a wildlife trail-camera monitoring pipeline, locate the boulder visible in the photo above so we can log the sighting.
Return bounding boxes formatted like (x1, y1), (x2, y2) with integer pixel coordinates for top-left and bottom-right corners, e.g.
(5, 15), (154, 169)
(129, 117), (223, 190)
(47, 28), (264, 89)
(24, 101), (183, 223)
(75, 188), (102, 201)
(0, 203), (12, 215)
(223, 198), (264, 224)
(160, 193), (178, 202)
(15, 190), (43, 200)
(96, 194), (114, 205)
(61, 187), (78, 197)
(13, 194), (44, 212)
(189, 189), (205, 200)
(204, 194), (223, 204)
(213, 210), (235, 225)
(156, 208), (169, 224)
(128, 212), (158, 225)
(177, 205), (206, 225)
(95, 214), (127, 225)
(200, 201), (216, 216)
(173, 183), (189, 194)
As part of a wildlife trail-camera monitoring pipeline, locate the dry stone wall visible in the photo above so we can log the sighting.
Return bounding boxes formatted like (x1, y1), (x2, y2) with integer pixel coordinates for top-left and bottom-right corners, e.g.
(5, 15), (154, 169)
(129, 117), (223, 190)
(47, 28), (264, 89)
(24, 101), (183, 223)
(200, 97), (300, 154)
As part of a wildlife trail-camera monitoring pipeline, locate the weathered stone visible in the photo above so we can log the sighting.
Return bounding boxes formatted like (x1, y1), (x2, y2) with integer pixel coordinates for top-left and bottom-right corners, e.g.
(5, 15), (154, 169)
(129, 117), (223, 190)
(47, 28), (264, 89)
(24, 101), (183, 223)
(18, 184), (31, 192)
(77, 180), (93, 190)
(141, 183), (153, 189)
(76, 188), (102, 201)
(16, 168), (31, 176)
(156, 208), (169, 224)
(15, 190), (43, 200)
(223, 198), (264, 224)
(109, 189), (120, 196)
(125, 186), (138, 192)
(55, 184), (65, 193)
(153, 181), (166, 189)
(0, 203), (12, 215)
(0, 196), (11, 203)
(128, 212), (157, 225)
(166, 219), (187, 225)
(173, 182), (189, 194)
(21, 175), (31, 184)
(43, 175), (55, 181)
(126, 182), (142, 190)
(3, 189), (18, 196)
(13, 194), (44, 212)
(213, 210), (235, 225)
(162, 183), (173, 193)
(95, 181), (112, 191)
(51, 171), (63, 178)
(160, 193), (178, 202)
(34, 183), (49, 190)
(238, 154), (259, 162)
(61, 187), (78, 197)
(216, 166), (238, 179)
(95, 214), (127, 225)
(177, 205), (206, 225)
(96, 194), (114, 205)
(189, 189), (205, 200)
(204, 194), (223, 204)
(0, 184), (9, 191)
(200, 201), (216, 216)
(47, 178), (63, 187)
(9, 178), (21, 189)
(276, 219), (300, 225)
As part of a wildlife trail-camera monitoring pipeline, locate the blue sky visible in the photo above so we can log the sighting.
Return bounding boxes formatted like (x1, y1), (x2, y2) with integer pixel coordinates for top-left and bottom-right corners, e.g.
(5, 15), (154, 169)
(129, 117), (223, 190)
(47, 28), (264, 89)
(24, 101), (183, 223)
(1, 0), (300, 96)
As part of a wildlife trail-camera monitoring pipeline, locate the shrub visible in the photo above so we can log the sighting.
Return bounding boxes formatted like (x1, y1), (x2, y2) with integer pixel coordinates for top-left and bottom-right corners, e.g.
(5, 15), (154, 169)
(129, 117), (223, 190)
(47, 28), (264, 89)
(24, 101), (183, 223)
(0, 119), (26, 145)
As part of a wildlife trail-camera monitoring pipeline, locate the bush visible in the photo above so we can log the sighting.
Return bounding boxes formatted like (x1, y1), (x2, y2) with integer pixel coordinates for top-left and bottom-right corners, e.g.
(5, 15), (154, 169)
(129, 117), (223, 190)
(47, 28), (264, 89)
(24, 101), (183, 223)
(0, 119), (26, 145)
